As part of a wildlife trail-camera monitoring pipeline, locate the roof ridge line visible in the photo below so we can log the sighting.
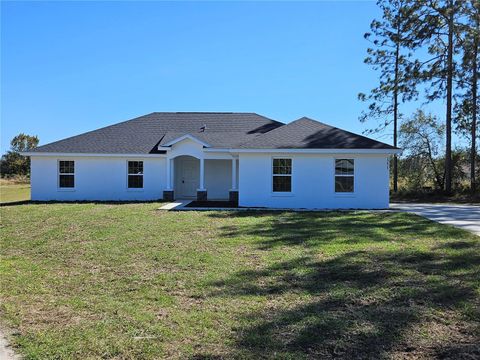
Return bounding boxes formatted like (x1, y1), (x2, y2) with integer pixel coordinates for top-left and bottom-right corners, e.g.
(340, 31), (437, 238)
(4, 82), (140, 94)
(152, 111), (254, 114)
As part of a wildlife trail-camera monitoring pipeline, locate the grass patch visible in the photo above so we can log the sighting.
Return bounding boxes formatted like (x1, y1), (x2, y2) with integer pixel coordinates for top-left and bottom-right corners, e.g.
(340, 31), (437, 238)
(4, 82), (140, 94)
(1, 203), (479, 359)
(0, 180), (30, 203)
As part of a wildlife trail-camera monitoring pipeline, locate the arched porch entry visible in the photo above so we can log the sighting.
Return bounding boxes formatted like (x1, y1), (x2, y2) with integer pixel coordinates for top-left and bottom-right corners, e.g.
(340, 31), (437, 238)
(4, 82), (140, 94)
(163, 153), (239, 202)
(174, 155), (200, 199)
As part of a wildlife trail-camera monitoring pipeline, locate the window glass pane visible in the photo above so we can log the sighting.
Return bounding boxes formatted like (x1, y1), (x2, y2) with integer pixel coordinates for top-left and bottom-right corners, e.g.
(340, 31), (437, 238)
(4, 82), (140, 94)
(59, 174), (75, 188)
(335, 159), (354, 175)
(128, 175), (143, 188)
(273, 158), (292, 175)
(335, 176), (354, 192)
(59, 161), (74, 174)
(128, 161), (143, 175)
(273, 175), (291, 192)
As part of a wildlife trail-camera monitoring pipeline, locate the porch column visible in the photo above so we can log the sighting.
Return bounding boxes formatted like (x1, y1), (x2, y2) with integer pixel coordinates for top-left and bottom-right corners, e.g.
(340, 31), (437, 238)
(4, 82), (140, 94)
(199, 158), (205, 190)
(229, 157), (239, 205)
(170, 159), (175, 189)
(163, 158), (174, 201)
(197, 157), (207, 201)
(166, 158), (172, 189)
(231, 158), (237, 190)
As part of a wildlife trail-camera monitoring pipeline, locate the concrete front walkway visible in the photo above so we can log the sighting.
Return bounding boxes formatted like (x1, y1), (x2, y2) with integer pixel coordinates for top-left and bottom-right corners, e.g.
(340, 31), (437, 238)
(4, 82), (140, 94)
(0, 331), (19, 360)
(391, 203), (480, 236)
(157, 199), (192, 211)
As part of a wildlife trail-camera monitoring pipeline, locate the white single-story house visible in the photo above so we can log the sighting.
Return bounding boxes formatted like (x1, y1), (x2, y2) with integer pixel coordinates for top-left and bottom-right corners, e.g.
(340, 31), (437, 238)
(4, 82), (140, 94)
(24, 112), (401, 209)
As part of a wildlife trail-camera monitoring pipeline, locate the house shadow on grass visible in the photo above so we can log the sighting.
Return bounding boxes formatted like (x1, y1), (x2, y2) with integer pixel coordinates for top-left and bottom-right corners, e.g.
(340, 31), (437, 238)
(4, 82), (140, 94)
(0, 199), (166, 207)
(195, 211), (480, 359)
(208, 210), (465, 248)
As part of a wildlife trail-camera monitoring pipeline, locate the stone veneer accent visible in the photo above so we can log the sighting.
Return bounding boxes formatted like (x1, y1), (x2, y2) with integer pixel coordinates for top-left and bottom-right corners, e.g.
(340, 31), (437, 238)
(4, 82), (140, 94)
(163, 190), (174, 201)
(197, 190), (207, 201)
(229, 190), (239, 205)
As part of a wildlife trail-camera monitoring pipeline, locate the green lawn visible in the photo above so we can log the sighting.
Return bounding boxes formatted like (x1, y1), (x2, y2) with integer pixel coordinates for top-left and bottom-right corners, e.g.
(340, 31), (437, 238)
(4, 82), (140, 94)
(0, 182), (30, 203)
(1, 203), (479, 359)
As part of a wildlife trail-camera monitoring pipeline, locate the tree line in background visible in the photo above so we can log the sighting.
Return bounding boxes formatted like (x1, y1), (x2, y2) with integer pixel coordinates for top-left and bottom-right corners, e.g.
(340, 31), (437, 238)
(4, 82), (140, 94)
(0, 134), (39, 177)
(360, 0), (479, 195)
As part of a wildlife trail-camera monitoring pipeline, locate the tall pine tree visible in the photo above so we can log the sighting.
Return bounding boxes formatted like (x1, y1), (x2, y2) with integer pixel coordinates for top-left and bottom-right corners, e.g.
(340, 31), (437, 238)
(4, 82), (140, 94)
(410, 0), (464, 194)
(455, 1), (479, 192)
(358, 0), (420, 192)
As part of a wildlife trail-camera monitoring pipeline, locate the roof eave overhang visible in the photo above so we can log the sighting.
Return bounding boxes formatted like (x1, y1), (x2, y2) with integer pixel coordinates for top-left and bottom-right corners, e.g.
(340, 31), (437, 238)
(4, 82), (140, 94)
(207, 148), (402, 155)
(23, 148), (402, 157)
(21, 152), (167, 157)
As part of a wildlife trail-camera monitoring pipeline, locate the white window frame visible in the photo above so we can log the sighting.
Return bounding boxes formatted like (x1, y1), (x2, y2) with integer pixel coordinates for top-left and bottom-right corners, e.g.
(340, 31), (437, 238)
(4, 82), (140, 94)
(57, 159), (75, 191)
(127, 160), (144, 191)
(271, 157), (293, 195)
(334, 158), (355, 195)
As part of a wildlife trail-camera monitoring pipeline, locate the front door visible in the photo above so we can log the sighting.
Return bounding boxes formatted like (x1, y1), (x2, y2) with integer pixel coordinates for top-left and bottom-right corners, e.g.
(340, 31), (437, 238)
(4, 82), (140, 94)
(179, 159), (199, 198)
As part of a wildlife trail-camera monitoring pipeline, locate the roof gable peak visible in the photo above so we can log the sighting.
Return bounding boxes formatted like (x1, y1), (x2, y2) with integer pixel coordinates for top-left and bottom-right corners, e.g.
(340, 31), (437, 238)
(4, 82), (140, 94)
(160, 133), (211, 148)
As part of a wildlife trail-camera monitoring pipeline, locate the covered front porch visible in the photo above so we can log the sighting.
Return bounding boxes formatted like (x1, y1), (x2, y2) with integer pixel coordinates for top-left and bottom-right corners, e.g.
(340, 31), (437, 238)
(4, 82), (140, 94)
(163, 155), (239, 203)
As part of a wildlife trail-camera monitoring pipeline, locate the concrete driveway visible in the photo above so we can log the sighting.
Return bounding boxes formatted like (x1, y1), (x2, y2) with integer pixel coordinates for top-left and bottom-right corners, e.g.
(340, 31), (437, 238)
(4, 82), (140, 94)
(391, 203), (480, 236)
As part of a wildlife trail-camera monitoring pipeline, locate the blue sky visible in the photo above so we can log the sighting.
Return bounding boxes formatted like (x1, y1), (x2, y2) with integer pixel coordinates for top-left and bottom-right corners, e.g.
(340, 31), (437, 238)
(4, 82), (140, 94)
(1, 1), (448, 154)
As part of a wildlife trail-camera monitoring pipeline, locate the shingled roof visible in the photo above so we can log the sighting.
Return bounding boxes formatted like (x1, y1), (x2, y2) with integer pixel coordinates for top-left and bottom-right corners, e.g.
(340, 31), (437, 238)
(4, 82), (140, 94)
(31, 112), (282, 154)
(238, 117), (397, 150)
(30, 113), (397, 154)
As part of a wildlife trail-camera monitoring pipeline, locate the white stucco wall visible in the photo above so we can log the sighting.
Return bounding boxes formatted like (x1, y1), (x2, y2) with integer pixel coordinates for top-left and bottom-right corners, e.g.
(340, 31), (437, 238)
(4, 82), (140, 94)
(30, 151), (391, 208)
(238, 153), (390, 209)
(205, 159), (231, 200)
(30, 156), (166, 201)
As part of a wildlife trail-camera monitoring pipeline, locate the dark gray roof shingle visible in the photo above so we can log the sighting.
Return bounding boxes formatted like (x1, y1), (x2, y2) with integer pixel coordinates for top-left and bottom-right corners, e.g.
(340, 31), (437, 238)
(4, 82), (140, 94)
(30, 113), (397, 153)
(31, 112), (283, 154)
(238, 117), (397, 149)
